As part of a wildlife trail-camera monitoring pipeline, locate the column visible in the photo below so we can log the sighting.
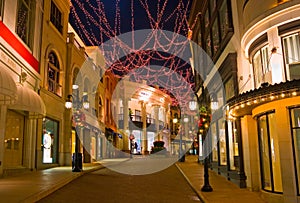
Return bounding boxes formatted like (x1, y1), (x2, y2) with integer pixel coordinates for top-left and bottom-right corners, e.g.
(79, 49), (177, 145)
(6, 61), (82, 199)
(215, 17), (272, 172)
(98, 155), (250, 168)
(153, 105), (160, 140)
(140, 101), (148, 154)
(123, 98), (130, 151)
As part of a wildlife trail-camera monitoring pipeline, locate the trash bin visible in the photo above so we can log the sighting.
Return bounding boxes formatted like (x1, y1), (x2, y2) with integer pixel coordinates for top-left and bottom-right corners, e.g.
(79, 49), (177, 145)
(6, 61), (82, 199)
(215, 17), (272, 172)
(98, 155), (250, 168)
(72, 153), (83, 171)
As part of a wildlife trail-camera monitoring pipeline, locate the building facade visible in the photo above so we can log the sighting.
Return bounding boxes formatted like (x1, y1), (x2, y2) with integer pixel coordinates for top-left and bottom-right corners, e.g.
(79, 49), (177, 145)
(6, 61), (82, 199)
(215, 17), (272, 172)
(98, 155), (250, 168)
(189, 0), (300, 202)
(0, 0), (45, 176)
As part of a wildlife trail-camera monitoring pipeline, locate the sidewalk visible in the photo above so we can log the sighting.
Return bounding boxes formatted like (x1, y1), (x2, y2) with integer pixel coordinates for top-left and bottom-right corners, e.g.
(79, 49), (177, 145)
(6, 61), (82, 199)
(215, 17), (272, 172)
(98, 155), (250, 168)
(176, 155), (267, 203)
(0, 159), (128, 203)
(0, 156), (267, 203)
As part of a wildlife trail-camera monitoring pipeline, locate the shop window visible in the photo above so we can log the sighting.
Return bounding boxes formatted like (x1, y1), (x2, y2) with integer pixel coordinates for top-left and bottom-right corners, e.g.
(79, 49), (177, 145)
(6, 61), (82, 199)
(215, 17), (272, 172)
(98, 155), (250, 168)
(4, 110), (24, 167)
(290, 107), (300, 194)
(211, 122), (218, 162)
(258, 112), (283, 193)
(218, 118), (227, 166)
(47, 52), (62, 96)
(228, 120), (239, 170)
(252, 45), (270, 88)
(42, 118), (59, 164)
(50, 1), (62, 33)
(282, 33), (300, 80)
(16, 0), (35, 47)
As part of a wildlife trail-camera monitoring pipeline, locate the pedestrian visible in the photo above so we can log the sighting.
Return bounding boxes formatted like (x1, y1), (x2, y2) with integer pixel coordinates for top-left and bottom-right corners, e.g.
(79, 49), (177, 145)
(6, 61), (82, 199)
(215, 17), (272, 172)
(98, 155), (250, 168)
(134, 142), (138, 151)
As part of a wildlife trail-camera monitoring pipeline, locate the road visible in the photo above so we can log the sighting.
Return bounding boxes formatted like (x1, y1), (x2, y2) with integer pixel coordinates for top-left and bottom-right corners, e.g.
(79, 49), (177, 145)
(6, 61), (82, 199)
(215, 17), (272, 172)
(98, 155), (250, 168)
(38, 158), (201, 203)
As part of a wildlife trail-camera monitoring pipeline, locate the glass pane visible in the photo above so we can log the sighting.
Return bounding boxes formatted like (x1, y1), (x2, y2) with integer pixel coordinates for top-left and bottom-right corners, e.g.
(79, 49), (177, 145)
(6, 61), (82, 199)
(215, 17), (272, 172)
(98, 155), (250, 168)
(16, 1), (29, 43)
(209, 0), (216, 14)
(258, 115), (272, 191)
(225, 77), (235, 101)
(219, 0), (229, 39)
(43, 118), (59, 164)
(268, 113), (282, 192)
(282, 33), (300, 80)
(204, 10), (209, 31)
(211, 122), (218, 161)
(291, 108), (300, 128)
(219, 119), (227, 165)
(253, 50), (263, 88)
(0, 0), (3, 17)
(293, 128), (300, 194)
(206, 34), (212, 57)
(212, 18), (220, 55)
(228, 120), (239, 170)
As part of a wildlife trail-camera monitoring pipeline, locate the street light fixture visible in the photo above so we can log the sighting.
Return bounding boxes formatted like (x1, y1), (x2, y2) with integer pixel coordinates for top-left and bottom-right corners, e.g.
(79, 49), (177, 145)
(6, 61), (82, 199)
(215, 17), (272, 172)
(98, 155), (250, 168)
(65, 87), (90, 172)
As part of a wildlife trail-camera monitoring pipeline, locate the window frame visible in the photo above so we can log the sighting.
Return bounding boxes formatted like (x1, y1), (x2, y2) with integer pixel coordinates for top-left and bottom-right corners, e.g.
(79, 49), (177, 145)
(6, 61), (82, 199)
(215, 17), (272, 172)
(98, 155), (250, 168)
(15, 0), (35, 48)
(250, 44), (269, 88)
(289, 106), (300, 195)
(0, 0), (4, 19)
(200, 0), (234, 62)
(50, 0), (63, 33)
(281, 31), (300, 81)
(47, 51), (62, 96)
(257, 110), (283, 193)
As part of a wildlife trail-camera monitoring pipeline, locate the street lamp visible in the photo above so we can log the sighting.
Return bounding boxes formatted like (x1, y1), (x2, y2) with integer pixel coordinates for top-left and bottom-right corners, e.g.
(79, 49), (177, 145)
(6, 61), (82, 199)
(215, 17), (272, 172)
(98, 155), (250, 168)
(199, 92), (218, 192)
(65, 86), (90, 172)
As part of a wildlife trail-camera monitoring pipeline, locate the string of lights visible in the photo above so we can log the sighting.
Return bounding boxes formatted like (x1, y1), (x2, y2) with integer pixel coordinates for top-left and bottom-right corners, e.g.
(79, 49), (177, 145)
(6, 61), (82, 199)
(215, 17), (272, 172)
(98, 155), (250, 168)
(69, 0), (200, 106)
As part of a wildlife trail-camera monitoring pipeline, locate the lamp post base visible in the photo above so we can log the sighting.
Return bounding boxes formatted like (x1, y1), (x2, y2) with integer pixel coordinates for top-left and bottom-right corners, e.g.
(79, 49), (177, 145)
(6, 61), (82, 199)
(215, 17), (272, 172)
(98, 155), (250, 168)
(72, 153), (82, 172)
(201, 184), (213, 192)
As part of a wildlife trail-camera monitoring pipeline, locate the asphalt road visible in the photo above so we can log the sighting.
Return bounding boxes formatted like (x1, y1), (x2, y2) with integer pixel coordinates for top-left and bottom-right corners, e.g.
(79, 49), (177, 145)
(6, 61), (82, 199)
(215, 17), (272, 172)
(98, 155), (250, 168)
(38, 159), (201, 203)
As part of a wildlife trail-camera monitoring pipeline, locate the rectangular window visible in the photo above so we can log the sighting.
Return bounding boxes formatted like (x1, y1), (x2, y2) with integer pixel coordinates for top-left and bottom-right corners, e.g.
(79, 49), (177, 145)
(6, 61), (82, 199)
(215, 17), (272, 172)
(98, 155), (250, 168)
(225, 77), (235, 101)
(0, 0), (4, 19)
(252, 45), (269, 88)
(228, 120), (239, 170)
(282, 33), (300, 80)
(50, 1), (62, 33)
(42, 118), (59, 164)
(218, 118), (227, 166)
(16, 0), (35, 47)
(290, 107), (300, 194)
(212, 18), (220, 55)
(219, 0), (229, 40)
(258, 112), (282, 193)
(211, 122), (218, 162)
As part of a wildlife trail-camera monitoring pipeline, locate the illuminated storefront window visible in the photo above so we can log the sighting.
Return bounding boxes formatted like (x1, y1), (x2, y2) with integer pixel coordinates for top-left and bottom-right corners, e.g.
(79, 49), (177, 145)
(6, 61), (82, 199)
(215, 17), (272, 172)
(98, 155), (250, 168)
(290, 107), (300, 194)
(211, 122), (218, 162)
(218, 118), (227, 166)
(228, 120), (239, 170)
(42, 118), (59, 164)
(258, 112), (282, 193)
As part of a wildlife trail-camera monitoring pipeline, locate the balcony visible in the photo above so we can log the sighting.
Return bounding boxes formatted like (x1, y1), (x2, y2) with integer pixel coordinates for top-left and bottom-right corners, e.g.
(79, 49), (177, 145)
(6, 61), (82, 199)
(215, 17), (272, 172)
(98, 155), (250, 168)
(117, 114), (164, 132)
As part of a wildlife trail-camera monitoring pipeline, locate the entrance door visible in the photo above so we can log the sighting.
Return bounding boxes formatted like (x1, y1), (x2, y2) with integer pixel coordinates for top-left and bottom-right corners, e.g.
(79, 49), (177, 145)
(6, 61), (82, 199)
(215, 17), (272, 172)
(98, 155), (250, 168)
(4, 110), (24, 167)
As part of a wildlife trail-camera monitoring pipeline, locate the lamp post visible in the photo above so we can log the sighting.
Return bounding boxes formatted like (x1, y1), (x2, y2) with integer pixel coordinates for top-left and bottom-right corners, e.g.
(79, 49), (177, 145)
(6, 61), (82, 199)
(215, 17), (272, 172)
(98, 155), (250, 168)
(65, 86), (89, 172)
(199, 92), (218, 192)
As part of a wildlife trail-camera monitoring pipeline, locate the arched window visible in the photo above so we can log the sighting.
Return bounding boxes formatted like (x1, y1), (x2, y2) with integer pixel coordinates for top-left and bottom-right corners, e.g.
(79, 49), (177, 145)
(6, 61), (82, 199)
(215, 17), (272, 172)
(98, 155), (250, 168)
(47, 52), (62, 96)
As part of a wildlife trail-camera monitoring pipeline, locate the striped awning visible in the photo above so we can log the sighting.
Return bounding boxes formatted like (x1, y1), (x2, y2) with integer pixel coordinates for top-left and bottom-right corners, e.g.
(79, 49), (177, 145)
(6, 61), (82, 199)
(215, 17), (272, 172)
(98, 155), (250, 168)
(0, 68), (17, 105)
(9, 84), (46, 116)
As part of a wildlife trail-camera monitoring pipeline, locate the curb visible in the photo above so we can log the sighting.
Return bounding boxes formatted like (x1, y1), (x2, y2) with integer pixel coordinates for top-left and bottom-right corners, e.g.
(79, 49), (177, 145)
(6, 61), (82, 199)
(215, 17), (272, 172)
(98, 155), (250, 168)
(22, 159), (130, 203)
(175, 163), (208, 203)
(22, 164), (104, 203)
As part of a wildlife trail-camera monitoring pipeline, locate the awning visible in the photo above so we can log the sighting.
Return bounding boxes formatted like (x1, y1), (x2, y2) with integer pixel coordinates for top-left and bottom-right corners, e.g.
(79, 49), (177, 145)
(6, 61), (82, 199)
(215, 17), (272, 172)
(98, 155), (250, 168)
(0, 68), (17, 104)
(9, 84), (46, 116)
